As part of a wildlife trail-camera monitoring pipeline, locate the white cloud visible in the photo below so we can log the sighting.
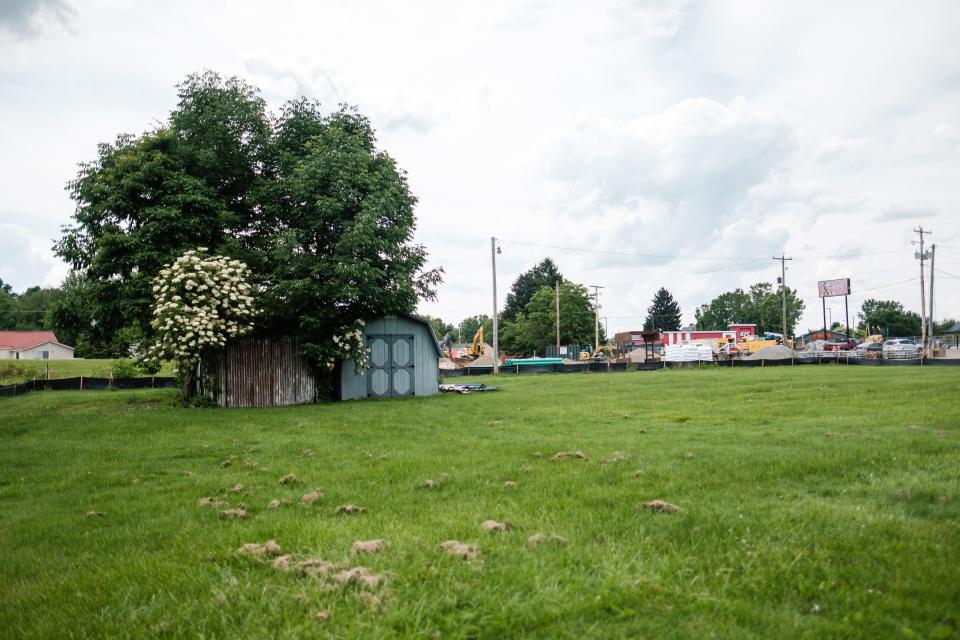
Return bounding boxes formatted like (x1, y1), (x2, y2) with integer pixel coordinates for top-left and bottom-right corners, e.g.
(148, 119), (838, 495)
(0, 0), (75, 39)
(0, 222), (68, 292)
(244, 55), (447, 134)
(1, 0), (959, 333)
(875, 200), (939, 223)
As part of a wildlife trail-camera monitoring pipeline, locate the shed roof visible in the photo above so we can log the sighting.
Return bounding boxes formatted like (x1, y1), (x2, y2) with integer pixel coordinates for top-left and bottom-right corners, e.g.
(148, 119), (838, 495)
(944, 321), (960, 334)
(393, 314), (443, 357)
(0, 331), (65, 350)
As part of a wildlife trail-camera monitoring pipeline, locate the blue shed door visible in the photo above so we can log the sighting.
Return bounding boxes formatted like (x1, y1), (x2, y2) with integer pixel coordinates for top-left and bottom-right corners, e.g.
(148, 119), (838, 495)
(367, 334), (415, 397)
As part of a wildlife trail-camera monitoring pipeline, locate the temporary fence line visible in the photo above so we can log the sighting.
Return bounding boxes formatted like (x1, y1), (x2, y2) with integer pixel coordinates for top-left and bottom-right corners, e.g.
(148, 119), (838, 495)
(0, 376), (178, 398)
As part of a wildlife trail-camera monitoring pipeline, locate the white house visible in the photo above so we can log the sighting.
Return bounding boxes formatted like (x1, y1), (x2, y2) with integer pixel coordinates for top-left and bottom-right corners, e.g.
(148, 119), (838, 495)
(0, 331), (75, 360)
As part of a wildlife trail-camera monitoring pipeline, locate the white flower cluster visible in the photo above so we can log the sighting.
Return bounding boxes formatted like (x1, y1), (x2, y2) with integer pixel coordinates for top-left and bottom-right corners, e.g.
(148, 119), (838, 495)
(144, 248), (258, 369)
(327, 320), (369, 373)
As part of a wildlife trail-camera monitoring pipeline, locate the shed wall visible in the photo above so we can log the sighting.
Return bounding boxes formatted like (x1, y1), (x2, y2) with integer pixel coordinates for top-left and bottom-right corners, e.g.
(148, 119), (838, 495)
(340, 316), (440, 401)
(210, 336), (318, 407)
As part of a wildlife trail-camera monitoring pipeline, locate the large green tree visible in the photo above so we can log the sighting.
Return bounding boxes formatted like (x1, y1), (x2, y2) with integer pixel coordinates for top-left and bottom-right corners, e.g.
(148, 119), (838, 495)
(857, 299), (921, 337)
(501, 258), (563, 323)
(643, 287), (682, 331)
(500, 281), (600, 355)
(458, 315), (492, 344)
(695, 282), (804, 336)
(421, 315), (455, 342)
(11, 286), (63, 331)
(55, 71), (441, 383)
(47, 272), (100, 356)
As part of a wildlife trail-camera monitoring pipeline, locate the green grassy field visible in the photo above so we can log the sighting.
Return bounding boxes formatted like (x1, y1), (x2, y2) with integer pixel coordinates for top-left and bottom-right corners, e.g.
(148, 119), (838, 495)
(0, 359), (176, 385)
(0, 367), (958, 639)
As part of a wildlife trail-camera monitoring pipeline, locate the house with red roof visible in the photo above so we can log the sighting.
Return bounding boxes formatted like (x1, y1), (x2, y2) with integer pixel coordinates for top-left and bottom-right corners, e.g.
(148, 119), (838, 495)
(0, 331), (75, 360)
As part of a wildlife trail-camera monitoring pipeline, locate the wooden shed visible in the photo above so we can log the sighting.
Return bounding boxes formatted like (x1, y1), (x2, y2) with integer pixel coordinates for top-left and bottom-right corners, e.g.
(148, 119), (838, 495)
(338, 315), (442, 400)
(209, 336), (318, 408)
(208, 315), (441, 407)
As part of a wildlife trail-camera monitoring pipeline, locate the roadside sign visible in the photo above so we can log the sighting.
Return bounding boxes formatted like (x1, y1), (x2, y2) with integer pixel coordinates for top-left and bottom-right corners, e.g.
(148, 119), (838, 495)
(818, 278), (851, 298)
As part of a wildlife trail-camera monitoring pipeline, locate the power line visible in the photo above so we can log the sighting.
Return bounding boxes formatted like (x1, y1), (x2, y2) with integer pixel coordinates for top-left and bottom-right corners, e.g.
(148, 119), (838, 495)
(500, 238), (908, 263)
(936, 268), (960, 279)
(502, 239), (767, 262)
(796, 277), (919, 302)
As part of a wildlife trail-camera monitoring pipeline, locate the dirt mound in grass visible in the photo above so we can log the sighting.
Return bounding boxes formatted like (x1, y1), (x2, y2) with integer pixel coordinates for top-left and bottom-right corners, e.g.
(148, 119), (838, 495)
(527, 532), (568, 547)
(440, 540), (480, 560)
(481, 520), (511, 533)
(336, 504), (366, 515)
(236, 540), (283, 559)
(552, 451), (588, 461)
(351, 539), (387, 555)
(301, 490), (322, 505)
(332, 567), (383, 589)
(640, 500), (681, 513)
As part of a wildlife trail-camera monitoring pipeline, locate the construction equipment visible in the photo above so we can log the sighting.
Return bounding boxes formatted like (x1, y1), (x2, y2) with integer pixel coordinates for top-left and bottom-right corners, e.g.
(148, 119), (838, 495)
(579, 344), (614, 361)
(440, 332), (453, 358)
(734, 336), (778, 355)
(463, 326), (484, 359)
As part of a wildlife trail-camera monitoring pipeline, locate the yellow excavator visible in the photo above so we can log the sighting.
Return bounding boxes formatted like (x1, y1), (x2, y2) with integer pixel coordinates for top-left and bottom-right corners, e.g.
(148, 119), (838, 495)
(463, 326), (484, 359)
(579, 344), (614, 361)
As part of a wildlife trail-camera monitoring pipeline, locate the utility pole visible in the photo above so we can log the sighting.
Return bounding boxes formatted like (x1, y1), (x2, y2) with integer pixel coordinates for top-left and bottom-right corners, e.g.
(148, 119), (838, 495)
(929, 243), (936, 351)
(773, 254), (793, 339)
(913, 226), (931, 358)
(491, 237), (499, 374)
(555, 279), (560, 355)
(589, 285), (604, 351)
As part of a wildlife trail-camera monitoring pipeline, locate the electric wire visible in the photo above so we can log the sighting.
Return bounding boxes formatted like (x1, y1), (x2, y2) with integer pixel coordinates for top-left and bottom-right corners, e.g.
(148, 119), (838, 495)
(498, 238), (904, 263)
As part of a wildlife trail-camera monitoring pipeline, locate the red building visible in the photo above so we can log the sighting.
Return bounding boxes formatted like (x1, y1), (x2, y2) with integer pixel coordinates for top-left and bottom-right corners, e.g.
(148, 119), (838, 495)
(615, 324), (756, 352)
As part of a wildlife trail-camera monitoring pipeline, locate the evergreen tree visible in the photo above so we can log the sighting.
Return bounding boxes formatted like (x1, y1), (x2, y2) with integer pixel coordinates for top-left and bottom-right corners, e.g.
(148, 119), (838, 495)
(501, 258), (562, 323)
(644, 287), (682, 331)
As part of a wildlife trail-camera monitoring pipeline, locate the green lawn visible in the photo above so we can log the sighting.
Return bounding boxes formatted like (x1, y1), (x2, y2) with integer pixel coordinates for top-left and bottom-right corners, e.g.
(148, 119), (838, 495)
(0, 367), (958, 639)
(0, 358), (176, 385)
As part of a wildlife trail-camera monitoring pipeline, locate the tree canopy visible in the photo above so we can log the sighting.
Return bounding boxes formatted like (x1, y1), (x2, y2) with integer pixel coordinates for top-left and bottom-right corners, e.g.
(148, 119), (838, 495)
(54, 71), (441, 375)
(644, 287), (682, 331)
(0, 281), (64, 332)
(422, 316), (455, 342)
(500, 280), (601, 355)
(458, 315), (492, 344)
(695, 282), (804, 336)
(501, 258), (562, 323)
(857, 299), (921, 337)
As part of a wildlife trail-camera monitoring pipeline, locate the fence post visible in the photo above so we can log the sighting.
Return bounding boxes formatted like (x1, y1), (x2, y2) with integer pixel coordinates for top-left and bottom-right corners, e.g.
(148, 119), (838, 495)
(80, 375), (84, 390)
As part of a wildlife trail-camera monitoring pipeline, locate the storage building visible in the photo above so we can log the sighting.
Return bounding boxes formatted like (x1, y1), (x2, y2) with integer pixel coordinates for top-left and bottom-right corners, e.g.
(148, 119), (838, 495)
(339, 315), (442, 400)
(209, 314), (442, 407)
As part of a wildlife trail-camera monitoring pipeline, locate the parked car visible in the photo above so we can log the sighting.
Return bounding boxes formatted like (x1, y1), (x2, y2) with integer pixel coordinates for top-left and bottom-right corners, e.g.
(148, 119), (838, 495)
(855, 342), (883, 358)
(823, 340), (857, 352)
(882, 339), (921, 359)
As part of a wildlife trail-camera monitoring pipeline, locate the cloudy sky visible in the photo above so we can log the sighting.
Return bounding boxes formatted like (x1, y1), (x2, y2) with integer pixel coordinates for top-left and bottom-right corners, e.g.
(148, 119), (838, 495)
(2, 0), (959, 334)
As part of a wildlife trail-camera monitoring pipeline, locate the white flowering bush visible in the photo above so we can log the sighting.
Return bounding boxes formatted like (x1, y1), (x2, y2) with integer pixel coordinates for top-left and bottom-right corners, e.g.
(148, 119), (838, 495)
(144, 248), (257, 400)
(328, 320), (369, 373)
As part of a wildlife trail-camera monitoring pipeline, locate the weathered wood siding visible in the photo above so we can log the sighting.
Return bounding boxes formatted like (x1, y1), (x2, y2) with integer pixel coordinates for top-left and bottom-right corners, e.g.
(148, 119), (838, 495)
(340, 316), (440, 401)
(210, 337), (317, 407)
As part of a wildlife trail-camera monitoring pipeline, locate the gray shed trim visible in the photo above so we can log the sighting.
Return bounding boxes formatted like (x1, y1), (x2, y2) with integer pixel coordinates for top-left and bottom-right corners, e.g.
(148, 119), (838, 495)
(339, 315), (441, 401)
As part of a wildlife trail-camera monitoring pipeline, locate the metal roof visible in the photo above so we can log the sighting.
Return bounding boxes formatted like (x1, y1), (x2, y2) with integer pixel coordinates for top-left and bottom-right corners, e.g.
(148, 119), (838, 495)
(0, 331), (71, 350)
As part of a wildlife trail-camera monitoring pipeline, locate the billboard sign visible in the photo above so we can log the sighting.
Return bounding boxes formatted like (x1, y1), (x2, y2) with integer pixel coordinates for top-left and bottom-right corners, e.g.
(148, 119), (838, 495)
(818, 278), (851, 298)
